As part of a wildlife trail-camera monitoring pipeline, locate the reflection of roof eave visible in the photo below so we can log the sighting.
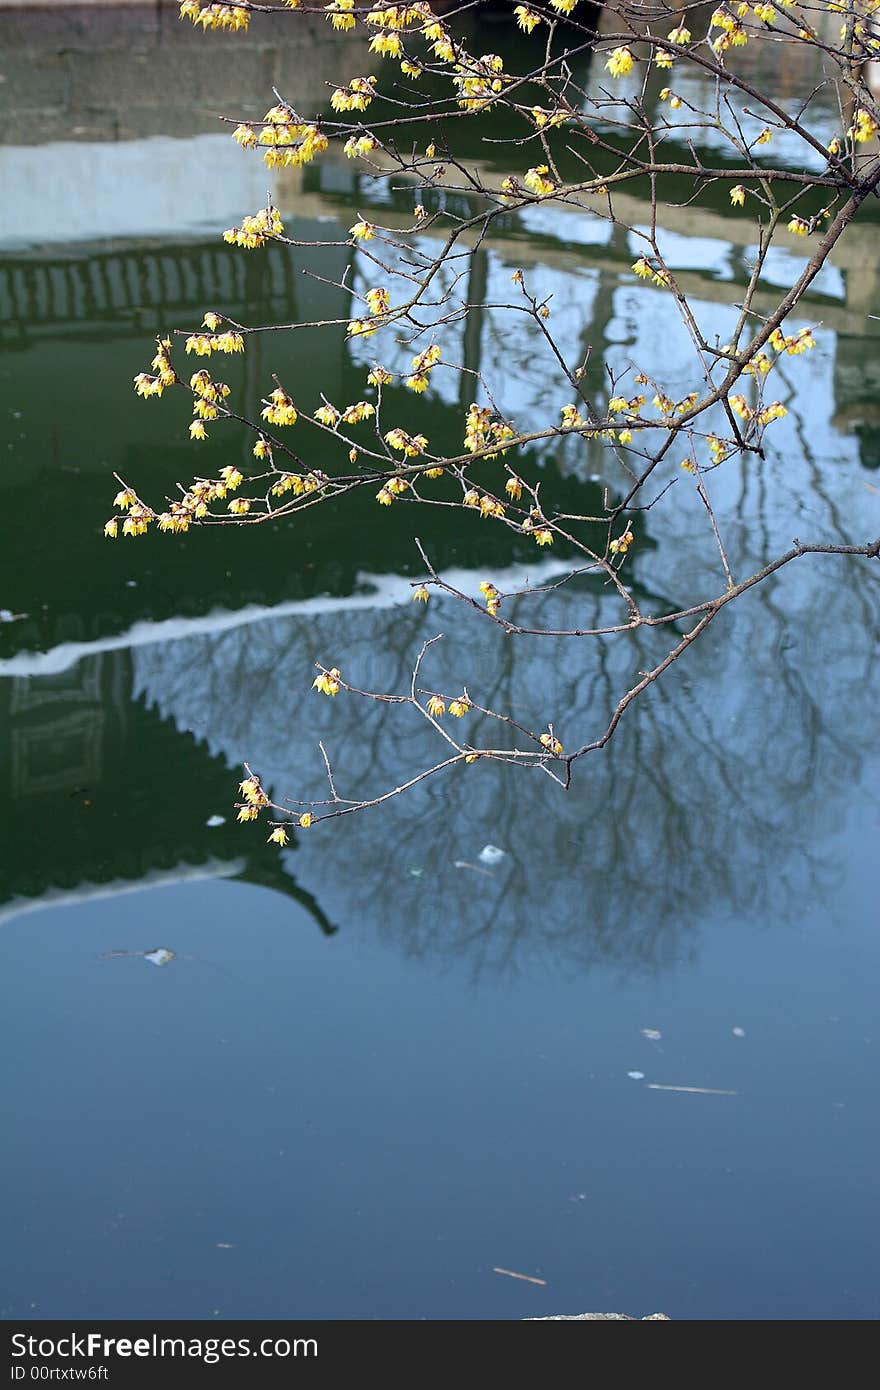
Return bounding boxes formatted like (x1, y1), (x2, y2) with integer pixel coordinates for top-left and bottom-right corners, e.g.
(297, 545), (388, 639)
(0, 559), (570, 678)
(0, 856), (246, 929)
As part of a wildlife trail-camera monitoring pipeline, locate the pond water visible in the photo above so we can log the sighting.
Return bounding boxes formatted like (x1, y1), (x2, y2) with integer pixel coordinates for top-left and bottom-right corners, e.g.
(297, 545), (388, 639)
(1, 7), (879, 1321)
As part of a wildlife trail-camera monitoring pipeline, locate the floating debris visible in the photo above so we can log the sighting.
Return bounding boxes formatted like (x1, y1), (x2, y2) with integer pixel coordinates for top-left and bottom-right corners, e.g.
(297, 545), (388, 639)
(453, 860), (495, 877)
(732, 1027), (746, 1038)
(99, 947), (176, 966)
(627, 1071), (646, 1081)
(478, 844), (507, 866)
(205, 814), (226, 828)
(646, 1084), (736, 1095)
(144, 948), (176, 967)
(493, 1267), (547, 1286)
(641, 1029), (662, 1041)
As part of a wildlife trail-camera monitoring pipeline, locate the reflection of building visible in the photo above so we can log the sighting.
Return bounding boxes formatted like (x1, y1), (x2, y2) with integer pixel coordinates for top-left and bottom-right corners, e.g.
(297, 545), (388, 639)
(0, 648), (335, 935)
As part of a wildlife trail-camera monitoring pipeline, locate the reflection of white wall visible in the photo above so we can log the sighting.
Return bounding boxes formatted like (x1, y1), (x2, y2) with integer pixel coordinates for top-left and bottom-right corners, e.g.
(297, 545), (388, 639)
(0, 136), (273, 249)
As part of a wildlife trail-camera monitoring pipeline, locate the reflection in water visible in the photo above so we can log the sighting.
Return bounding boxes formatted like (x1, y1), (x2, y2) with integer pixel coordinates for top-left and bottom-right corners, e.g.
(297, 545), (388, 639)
(2, 6), (879, 969)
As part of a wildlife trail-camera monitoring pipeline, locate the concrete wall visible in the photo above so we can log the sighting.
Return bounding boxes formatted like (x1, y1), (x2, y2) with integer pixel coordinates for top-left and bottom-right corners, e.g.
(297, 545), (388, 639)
(0, 4), (370, 145)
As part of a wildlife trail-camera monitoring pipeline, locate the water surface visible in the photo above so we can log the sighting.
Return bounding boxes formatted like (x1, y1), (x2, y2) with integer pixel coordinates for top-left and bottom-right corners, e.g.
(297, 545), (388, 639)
(1, 7), (878, 1321)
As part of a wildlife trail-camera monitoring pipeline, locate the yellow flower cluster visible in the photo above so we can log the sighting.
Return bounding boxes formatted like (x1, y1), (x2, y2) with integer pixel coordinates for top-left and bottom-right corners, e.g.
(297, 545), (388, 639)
(185, 331), (244, 356)
(189, 371), (230, 432)
(376, 477), (409, 505)
(756, 401), (787, 424)
(455, 53), (507, 112)
(367, 365), (394, 387)
(605, 47), (634, 78)
(239, 775), (269, 810)
(107, 489), (152, 538)
(632, 256), (670, 288)
(426, 693), (469, 717)
(609, 525), (634, 556)
(850, 108), (879, 143)
(325, 0), (356, 32)
(505, 475), (523, 501)
(344, 135), (379, 159)
(271, 471), (323, 498)
(514, 6), (542, 32)
(464, 403), (515, 458)
(331, 77), (377, 112)
(350, 220), (376, 241)
(729, 393), (754, 420)
(313, 667), (342, 696)
(524, 165), (555, 196)
(787, 215), (809, 235)
(406, 342), (441, 392)
(385, 427), (428, 455)
(261, 388), (298, 427)
(710, 8), (748, 53)
(222, 205), (284, 249)
(179, 2), (250, 32)
(369, 30), (403, 57)
(479, 580), (501, 616)
(132, 337), (176, 399)
(366, 5), (425, 28)
(667, 25), (691, 45)
(342, 400), (376, 424)
(315, 403), (341, 428)
(235, 110), (328, 169)
(769, 326), (816, 354)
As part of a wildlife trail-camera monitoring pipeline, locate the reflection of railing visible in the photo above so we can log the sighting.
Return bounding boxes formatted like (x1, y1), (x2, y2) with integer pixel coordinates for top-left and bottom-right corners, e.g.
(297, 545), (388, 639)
(0, 241), (301, 344)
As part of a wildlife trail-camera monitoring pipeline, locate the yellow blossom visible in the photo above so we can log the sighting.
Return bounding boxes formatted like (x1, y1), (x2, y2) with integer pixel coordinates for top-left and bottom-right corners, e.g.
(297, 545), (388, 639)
(104, 518), (118, 539)
(524, 165), (555, 196)
(189, 420), (207, 441)
(299, 813), (313, 829)
(268, 827), (289, 846)
(351, 220), (375, 241)
(540, 732), (564, 756)
(605, 47), (634, 79)
(730, 184), (746, 207)
(514, 6), (542, 32)
(313, 668), (341, 696)
(412, 585), (430, 603)
(427, 695), (446, 717)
